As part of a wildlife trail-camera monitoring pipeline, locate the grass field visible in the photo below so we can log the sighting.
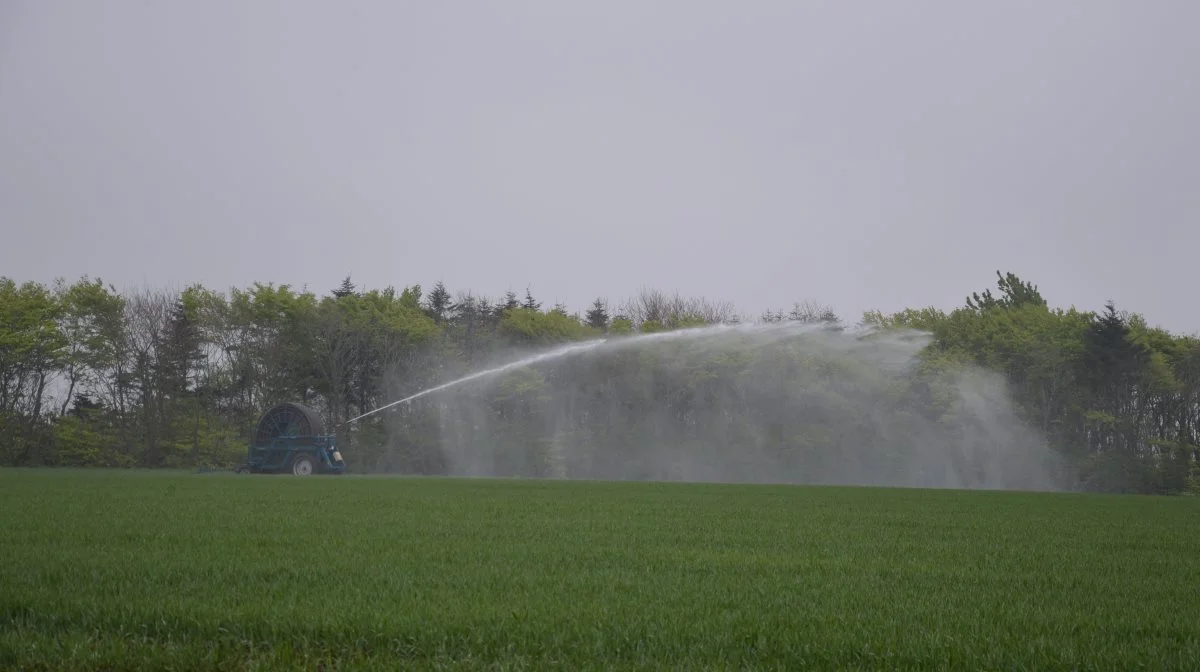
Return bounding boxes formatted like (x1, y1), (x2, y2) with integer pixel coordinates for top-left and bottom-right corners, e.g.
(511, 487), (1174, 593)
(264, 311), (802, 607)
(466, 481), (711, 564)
(2, 469), (1199, 670)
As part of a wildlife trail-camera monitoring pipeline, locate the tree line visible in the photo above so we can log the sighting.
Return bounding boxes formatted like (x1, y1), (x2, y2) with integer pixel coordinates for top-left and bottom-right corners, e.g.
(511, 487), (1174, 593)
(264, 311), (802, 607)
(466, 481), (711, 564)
(1, 272), (1197, 494)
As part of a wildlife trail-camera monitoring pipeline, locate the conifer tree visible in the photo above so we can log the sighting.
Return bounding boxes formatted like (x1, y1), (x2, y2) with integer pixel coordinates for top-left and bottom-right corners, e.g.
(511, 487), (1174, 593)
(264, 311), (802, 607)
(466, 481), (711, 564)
(331, 275), (357, 298)
(424, 281), (453, 324)
(501, 290), (520, 313)
(522, 287), (541, 311)
(585, 298), (610, 331)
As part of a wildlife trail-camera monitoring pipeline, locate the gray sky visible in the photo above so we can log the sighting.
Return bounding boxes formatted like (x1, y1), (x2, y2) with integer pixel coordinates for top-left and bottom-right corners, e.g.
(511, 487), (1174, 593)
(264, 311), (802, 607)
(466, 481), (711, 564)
(2, 1), (1198, 333)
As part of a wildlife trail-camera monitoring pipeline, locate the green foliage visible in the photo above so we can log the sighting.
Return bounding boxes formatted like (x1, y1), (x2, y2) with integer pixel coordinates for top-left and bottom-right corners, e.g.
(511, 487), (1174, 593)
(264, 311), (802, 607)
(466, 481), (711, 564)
(858, 270), (1200, 492)
(3, 470), (1200, 669)
(966, 270), (1047, 312)
(498, 307), (587, 345)
(0, 277), (67, 416)
(0, 271), (1198, 493)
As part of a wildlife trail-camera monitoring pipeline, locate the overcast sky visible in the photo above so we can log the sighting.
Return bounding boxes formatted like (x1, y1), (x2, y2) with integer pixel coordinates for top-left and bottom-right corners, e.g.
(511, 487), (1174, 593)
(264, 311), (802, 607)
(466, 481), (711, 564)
(2, 1), (1197, 333)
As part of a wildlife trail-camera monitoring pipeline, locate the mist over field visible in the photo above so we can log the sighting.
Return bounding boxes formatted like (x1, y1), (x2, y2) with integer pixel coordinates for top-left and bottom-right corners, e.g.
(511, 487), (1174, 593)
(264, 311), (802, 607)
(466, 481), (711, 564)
(380, 322), (1065, 490)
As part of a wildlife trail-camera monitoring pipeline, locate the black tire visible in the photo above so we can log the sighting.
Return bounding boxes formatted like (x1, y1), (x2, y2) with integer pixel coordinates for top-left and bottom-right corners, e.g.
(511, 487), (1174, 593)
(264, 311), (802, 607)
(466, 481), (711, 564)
(291, 454), (315, 476)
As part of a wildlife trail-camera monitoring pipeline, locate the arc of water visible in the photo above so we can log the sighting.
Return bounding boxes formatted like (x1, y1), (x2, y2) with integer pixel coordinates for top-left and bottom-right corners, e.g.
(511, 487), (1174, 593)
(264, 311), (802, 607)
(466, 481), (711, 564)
(340, 339), (608, 426)
(339, 319), (829, 428)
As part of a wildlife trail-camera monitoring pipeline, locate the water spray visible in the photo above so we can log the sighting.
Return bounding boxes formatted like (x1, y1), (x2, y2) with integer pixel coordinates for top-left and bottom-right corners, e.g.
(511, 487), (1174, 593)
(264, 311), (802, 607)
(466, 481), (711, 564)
(337, 320), (828, 429)
(338, 338), (610, 427)
(326, 318), (1060, 490)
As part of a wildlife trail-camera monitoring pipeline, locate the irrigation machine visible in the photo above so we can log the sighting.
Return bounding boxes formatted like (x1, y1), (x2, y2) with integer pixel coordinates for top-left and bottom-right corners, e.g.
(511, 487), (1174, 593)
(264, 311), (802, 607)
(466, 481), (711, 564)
(236, 402), (347, 476)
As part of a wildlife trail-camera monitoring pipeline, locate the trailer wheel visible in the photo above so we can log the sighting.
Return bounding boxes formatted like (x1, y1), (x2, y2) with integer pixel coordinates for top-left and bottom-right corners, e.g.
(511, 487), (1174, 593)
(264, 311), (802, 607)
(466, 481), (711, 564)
(291, 454), (314, 476)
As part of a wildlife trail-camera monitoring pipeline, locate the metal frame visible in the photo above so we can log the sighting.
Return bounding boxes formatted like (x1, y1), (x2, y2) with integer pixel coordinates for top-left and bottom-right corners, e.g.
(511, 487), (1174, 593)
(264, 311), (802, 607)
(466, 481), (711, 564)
(237, 403), (347, 476)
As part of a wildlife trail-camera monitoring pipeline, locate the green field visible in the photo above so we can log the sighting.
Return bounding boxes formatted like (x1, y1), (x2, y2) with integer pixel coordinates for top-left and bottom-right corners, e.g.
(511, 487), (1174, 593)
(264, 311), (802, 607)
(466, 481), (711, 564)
(2, 470), (1199, 670)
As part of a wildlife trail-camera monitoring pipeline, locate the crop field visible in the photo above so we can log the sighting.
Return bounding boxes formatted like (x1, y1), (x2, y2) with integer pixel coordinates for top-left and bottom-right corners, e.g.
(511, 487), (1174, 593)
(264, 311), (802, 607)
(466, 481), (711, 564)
(2, 470), (1199, 670)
